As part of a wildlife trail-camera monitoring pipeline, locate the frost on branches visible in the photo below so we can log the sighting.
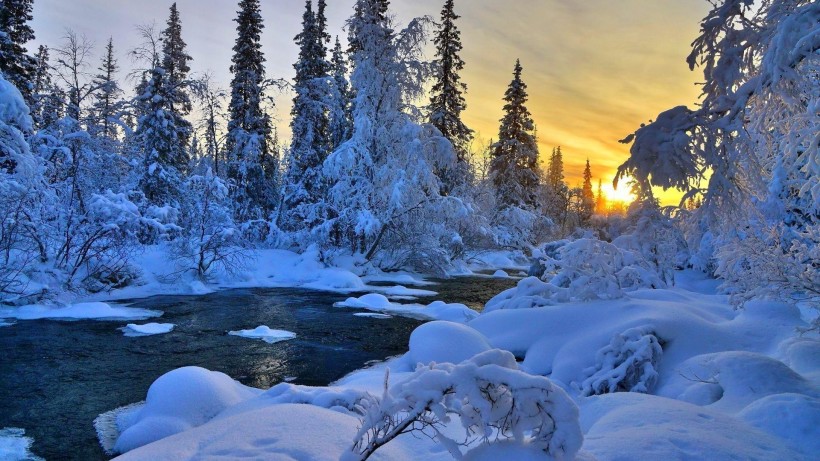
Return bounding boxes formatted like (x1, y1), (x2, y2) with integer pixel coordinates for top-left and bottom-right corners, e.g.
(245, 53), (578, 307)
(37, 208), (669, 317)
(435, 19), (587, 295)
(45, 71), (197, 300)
(345, 349), (582, 461)
(617, 0), (820, 308)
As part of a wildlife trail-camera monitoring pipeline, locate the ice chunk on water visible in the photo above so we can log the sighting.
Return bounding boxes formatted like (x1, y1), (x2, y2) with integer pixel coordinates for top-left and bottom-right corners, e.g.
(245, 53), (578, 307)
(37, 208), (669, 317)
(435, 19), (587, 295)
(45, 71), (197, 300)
(0, 302), (161, 321)
(120, 323), (175, 337)
(228, 326), (296, 344)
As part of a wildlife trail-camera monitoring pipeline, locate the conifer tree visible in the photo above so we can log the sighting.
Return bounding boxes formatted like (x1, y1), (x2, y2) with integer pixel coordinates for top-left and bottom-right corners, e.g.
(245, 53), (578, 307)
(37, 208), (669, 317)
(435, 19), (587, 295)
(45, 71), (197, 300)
(90, 38), (122, 143)
(581, 159), (595, 221)
(282, 0), (334, 232)
(490, 60), (540, 208)
(0, 0), (36, 103)
(328, 37), (352, 150)
(226, 0), (275, 223)
(429, 0), (472, 169)
(546, 146), (565, 190)
(159, 2), (193, 173)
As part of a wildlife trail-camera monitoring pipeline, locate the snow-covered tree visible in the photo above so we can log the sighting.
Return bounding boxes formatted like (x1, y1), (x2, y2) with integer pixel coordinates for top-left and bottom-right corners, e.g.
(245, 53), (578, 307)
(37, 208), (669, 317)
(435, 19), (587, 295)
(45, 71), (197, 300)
(281, 0), (334, 235)
(617, 0), (819, 306)
(428, 0), (473, 193)
(226, 0), (276, 224)
(0, 0), (36, 103)
(595, 179), (607, 215)
(88, 38), (123, 146)
(158, 2), (193, 174)
(546, 146), (565, 191)
(323, 0), (462, 272)
(328, 36), (352, 150)
(490, 60), (540, 208)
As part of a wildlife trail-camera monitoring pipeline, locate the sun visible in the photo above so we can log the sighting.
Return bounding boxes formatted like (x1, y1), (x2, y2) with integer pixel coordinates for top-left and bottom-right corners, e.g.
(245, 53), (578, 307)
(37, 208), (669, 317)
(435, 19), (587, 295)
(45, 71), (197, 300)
(602, 180), (636, 205)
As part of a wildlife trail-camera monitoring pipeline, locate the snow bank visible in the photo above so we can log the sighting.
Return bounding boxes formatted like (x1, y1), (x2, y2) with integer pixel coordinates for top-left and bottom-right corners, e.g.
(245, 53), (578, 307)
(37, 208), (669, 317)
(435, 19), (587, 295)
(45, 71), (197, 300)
(0, 428), (43, 461)
(0, 302), (162, 321)
(113, 367), (261, 453)
(228, 326), (296, 344)
(120, 323), (175, 337)
(335, 293), (477, 323)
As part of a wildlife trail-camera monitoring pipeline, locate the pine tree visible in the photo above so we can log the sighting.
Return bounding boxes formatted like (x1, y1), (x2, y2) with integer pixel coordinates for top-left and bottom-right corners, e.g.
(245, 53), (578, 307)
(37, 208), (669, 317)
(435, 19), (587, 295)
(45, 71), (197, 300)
(159, 2), (193, 173)
(0, 0), (36, 103)
(328, 36), (352, 150)
(429, 0), (472, 167)
(90, 38), (122, 143)
(547, 146), (565, 190)
(490, 60), (540, 208)
(282, 0), (334, 232)
(581, 159), (595, 221)
(226, 0), (275, 223)
(136, 66), (184, 207)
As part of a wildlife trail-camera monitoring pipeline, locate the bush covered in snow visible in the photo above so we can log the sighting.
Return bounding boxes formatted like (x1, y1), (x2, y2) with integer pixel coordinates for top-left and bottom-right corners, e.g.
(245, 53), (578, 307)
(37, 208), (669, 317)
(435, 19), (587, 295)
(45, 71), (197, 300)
(346, 349), (582, 461)
(577, 326), (663, 396)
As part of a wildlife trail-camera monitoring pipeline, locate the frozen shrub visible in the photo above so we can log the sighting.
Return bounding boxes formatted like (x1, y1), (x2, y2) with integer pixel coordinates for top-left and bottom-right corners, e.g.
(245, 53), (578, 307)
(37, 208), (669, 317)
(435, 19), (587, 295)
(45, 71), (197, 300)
(578, 326), (663, 396)
(345, 349), (582, 461)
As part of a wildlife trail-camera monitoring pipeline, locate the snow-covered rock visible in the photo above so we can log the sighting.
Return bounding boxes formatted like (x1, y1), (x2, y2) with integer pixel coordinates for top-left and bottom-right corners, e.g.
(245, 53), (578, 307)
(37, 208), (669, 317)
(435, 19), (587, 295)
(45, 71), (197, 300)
(335, 294), (477, 323)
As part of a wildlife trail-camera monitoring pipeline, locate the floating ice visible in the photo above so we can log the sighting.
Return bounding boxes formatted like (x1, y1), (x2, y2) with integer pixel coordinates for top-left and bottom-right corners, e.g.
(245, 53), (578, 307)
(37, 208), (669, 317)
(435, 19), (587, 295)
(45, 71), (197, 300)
(228, 326), (296, 344)
(120, 323), (175, 337)
(353, 313), (393, 319)
(0, 428), (43, 461)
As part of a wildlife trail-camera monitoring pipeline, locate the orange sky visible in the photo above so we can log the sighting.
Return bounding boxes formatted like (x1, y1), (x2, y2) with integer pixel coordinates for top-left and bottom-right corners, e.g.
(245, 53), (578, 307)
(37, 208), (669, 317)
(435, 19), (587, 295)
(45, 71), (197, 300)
(32, 0), (710, 204)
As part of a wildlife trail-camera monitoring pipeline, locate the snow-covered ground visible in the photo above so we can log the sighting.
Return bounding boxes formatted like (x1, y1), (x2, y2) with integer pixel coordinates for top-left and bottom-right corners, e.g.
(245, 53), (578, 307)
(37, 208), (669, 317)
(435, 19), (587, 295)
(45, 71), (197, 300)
(105, 269), (819, 460)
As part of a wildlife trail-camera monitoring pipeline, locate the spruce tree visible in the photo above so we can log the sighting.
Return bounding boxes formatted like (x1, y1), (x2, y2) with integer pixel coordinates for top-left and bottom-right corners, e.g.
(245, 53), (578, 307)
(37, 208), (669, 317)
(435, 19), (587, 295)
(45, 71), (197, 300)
(328, 36), (352, 150)
(581, 159), (595, 221)
(547, 146), (565, 190)
(90, 38), (122, 143)
(159, 2), (193, 173)
(282, 0), (333, 231)
(429, 0), (472, 166)
(226, 0), (275, 223)
(0, 0), (36, 103)
(490, 60), (540, 208)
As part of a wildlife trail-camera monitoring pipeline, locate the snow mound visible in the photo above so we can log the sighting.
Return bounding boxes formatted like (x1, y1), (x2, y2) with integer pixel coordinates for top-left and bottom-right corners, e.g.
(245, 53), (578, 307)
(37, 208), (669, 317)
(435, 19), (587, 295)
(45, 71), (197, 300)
(0, 302), (162, 321)
(228, 326), (296, 344)
(581, 393), (805, 460)
(408, 321), (491, 365)
(0, 428), (43, 461)
(492, 269), (510, 278)
(120, 323), (175, 337)
(737, 393), (820, 456)
(378, 285), (438, 297)
(113, 367), (261, 453)
(336, 294), (477, 323)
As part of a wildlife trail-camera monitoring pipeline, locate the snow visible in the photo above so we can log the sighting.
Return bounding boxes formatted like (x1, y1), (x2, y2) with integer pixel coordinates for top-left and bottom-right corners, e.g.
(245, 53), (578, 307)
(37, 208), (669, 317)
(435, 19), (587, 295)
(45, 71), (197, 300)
(376, 285), (438, 297)
(492, 269), (510, 278)
(228, 326), (297, 344)
(335, 293), (478, 322)
(0, 302), (162, 321)
(120, 323), (175, 337)
(0, 428), (43, 461)
(112, 367), (262, 453)
(407, 321), (492, 366)
(0, 319), (15, 327)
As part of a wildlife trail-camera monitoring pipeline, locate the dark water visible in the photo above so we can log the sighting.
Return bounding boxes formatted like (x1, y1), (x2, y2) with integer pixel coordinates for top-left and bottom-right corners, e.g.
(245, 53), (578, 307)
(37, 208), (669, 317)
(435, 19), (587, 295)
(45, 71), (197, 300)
(0, 276), (517, 461)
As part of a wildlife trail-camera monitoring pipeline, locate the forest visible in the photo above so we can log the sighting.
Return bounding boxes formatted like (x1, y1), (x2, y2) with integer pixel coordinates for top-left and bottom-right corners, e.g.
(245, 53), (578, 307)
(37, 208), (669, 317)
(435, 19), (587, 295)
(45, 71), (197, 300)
(0, 0), (817, 460)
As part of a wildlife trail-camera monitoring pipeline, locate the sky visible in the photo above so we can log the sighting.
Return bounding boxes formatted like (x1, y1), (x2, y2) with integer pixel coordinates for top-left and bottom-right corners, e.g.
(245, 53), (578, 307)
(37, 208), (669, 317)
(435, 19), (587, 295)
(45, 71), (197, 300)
(30, 0), (711, 204)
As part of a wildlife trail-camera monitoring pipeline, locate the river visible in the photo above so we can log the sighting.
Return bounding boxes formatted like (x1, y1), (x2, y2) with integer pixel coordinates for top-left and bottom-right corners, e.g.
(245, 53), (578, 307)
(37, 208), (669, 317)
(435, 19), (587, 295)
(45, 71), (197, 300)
(0, 275), (517, 460)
